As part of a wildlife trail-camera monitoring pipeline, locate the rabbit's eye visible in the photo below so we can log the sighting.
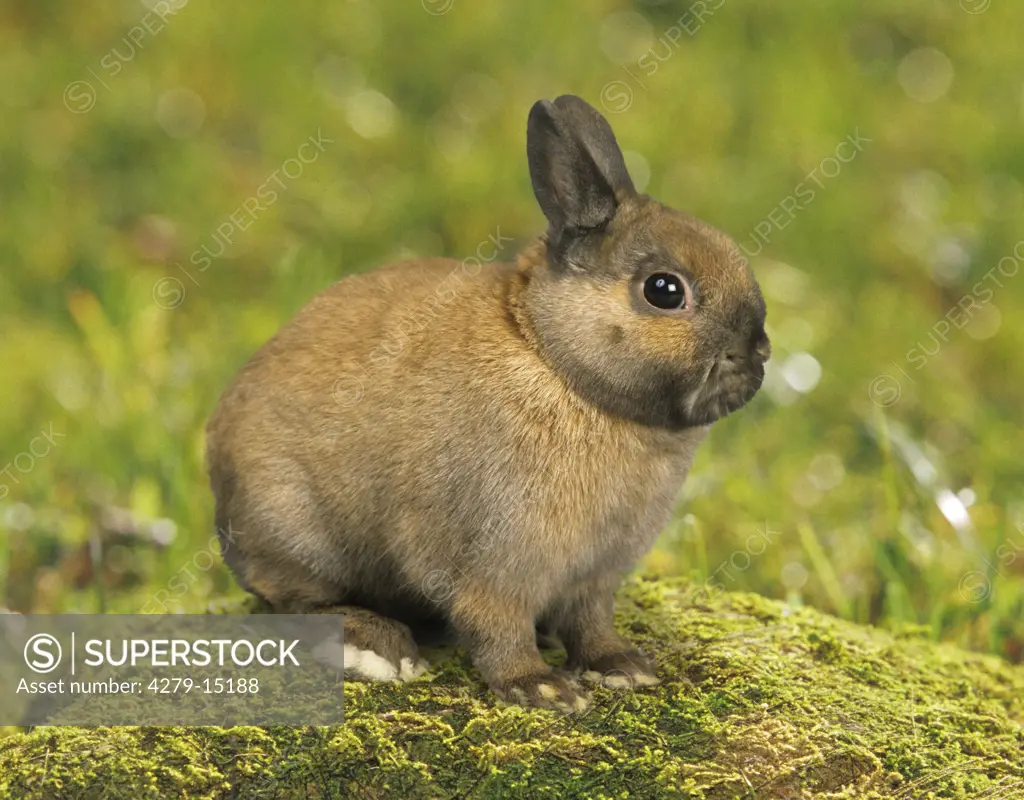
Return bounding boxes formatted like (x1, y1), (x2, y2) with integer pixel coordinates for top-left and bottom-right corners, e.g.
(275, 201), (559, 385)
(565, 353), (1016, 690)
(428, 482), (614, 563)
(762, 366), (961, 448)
(643, 273), (686, 310)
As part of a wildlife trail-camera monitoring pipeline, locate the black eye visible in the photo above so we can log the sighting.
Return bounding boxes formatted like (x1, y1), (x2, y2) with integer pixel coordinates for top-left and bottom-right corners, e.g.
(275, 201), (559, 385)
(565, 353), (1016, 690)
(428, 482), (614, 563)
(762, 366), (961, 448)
(643, 273), (687, 310)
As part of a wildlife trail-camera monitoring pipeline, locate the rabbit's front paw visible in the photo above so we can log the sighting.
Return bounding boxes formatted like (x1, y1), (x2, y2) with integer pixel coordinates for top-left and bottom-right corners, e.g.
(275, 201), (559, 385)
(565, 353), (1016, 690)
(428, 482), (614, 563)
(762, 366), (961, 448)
(578, 649), (660, 688)
(493, 670), (590, 713)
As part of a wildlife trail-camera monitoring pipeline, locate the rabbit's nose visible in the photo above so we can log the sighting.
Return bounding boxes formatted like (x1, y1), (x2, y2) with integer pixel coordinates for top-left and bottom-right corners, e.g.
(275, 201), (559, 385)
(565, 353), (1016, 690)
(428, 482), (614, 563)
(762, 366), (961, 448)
(752, 330), (771, 363)
(722, 328), (770, 366)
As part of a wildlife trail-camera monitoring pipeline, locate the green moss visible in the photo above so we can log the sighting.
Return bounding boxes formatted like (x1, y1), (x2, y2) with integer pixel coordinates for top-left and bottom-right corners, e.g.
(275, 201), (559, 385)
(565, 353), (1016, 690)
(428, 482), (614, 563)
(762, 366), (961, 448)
(2, 577), (1022, 799)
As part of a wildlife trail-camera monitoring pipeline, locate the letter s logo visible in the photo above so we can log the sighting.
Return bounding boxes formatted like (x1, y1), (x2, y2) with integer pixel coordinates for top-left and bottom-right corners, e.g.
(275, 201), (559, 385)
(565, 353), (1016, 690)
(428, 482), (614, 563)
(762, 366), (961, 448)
(24, 634), (62, 673)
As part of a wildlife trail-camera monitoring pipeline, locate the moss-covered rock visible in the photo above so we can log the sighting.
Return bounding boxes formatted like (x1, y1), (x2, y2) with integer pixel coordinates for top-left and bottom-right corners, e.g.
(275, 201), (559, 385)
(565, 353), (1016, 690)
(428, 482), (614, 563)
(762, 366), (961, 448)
(1, 577), (1022, 799)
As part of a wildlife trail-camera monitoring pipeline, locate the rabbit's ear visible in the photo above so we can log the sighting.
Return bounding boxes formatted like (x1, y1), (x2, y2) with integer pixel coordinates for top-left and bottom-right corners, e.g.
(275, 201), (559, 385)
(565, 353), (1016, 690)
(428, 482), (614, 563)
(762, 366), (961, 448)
(527, 95), (636, 239)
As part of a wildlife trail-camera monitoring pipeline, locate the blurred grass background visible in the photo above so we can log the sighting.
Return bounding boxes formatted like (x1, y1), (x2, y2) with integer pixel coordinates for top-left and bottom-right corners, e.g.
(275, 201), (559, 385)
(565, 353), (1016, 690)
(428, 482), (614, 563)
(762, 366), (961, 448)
(1, 0), (1023, 665)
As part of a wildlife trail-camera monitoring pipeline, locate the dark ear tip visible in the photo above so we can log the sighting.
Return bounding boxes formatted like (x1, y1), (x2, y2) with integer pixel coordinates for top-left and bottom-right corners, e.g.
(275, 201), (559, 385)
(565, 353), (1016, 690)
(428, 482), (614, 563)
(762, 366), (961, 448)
(529, 99), (556, 118)
(527, 99), (560, 137)
(552, 94), (597, 115)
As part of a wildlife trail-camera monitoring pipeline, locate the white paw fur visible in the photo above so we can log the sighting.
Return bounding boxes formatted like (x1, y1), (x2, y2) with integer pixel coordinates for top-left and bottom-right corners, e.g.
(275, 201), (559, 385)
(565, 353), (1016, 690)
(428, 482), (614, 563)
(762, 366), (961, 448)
(535, 682), (590, 712)
(581, 669), (661, 688)
(537, 683), (560, 701)
(311, 635), (429, 682)
(399, 656), (430, 680)
(342, 643), (400, 681)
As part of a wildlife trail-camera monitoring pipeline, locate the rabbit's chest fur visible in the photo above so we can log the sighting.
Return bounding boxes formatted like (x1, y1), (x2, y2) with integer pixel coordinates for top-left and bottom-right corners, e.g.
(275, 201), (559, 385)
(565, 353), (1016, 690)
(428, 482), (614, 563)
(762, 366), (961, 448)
(338, 261), (698, 606)
(479, 420), (704, 599)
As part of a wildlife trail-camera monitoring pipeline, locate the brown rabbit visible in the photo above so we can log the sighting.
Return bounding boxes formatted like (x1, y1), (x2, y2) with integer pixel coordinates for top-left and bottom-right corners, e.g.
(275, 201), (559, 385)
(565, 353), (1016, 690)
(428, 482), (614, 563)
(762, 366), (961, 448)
(206, 94), (770, 712)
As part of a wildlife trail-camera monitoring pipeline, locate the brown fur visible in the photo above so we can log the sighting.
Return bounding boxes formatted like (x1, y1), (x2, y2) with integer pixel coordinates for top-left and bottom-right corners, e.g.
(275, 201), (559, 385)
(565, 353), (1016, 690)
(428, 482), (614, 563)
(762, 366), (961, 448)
(206, 95), (768, 710)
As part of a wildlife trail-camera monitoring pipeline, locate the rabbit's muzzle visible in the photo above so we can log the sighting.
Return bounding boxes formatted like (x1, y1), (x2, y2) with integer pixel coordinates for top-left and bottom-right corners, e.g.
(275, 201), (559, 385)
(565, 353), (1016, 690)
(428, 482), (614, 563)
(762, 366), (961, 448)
(718, 325), (769, 389)
(687, 327), (770, 424)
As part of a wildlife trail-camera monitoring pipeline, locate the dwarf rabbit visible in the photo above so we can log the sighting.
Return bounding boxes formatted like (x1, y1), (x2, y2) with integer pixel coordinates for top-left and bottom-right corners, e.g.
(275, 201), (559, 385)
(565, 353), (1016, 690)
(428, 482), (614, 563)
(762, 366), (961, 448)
(206, 94), (770, 712)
